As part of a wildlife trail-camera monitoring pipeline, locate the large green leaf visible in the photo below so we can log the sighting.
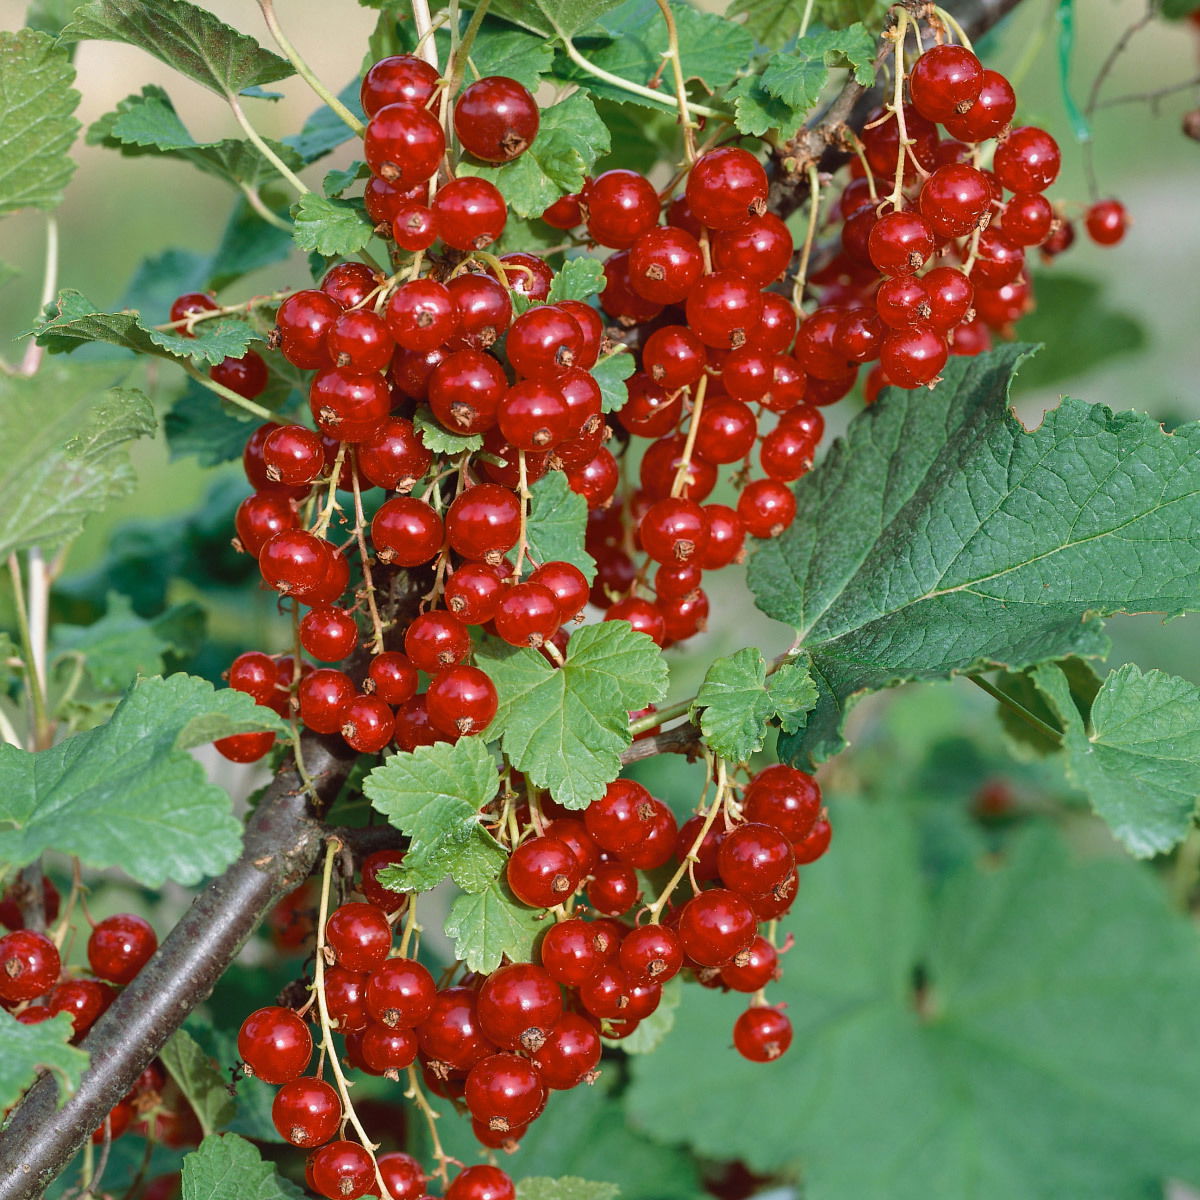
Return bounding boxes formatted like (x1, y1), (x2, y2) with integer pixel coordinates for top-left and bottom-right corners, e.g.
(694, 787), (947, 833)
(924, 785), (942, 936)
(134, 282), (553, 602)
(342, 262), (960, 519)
(476, 623), (668, 809)
(627, 801), (1200, 1198)
(748, 344), (1200, 766)
(60, 0), (293, 96)
(181, 1133), (306, 1200)
(458, 92), (610, 218)
(291, 193), (374, 257)
(0, 1010), (88, 1112)
(1035, 662), (1200, 858)
(444, 876), (547, 972)
(363, 737), (505, 893)
(0, 29), (80, 215)
(0, 675), (286, 886)
(160, 1027), (236, 1138)
(759, 24), (876, 111)
(729, 0), (888, 47)
(0, 364), (154, 560)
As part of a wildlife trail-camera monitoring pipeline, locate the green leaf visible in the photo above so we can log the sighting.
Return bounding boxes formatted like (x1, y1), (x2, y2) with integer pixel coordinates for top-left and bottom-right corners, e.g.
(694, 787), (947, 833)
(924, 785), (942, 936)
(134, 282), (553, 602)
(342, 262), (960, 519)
(0, 1010), (88, 1112)
(207, 196), (294, 290)
(547, 258), (604, 304)
(991, 655), (1101, 756)
(524, 472), (596, 583)
(690, 649), (817, 763)
(0, 29), (80, 215)
(88, 86), (304, 189)
(445, 876), (547, 973)
(467, 17), (556, 90)
(748, 344), (1200, 767)
(476, 623), (668, 809)
(555, 1), (753, 104)
(323, 161), (368, 197)
(25, 0), (83, 37)
(517, 1180), (619, 1200)
(32, 288), (254, 365)
(760, 24), (876, 111)
(767, 656), (820, 734)
(60, 0), (293, 97)
(627, 801), (1200, 1197)
(1035, 662), (1200, 858)
(181, 1133), (306, 1200)
(161, 1027), (236, 1138)
(591, 350), (634, 414)
(485, 0), (625, 38)
(413, 408), (484, 455)
(0, 675), (286, 887)
(164, 377), (269, 466)
(459, 92), (609, 218)
(728, 74), (803, 138)
(601, 975), (679, 1054)
(729, 0), (888, 47)
(0, 364), (154, 560)
(363, 737), (505, 893)
(51, 593), (204, 692)
(291, 193), (374, 257)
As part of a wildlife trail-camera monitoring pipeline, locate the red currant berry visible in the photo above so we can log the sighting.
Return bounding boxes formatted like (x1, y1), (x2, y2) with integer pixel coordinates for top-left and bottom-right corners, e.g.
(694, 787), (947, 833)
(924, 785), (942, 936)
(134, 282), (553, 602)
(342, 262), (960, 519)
(310, 1140), (375, 1200)
(211, 351), (267, 400)
(628, 225), (704, 302)
(169, 291), (217, 332)
(446, 1164), (517, 1200)
(585, 861), (641, 915)
(909, 44), (984, 122)
(506, 306), (583, 380)
(737, 479), (796, 539)
(378, 1152), (427, 1200)
(322, 261), (379, 309)
(880, 325), (948, 388)
(447, 273), (513, 350)
(685, 271), (764, 349)
(325, 309), (394, 373)
(919, 163), (992, 238)
(583, 169), (660, 250)
(427, 665), (498, 736)
(721, 935), (779, 993)
(868, 210), (936, 276)
(556, 300), (603, 368)
(942, 69), (1016, 141)
(444, 562), (506, 625)
(618, 924), (683, 985)
(604, 596), (665, 645)
(455, 76), (540, 162)
(340, 694), (395, 753)
(541, 192), (582, 229)
(365, 102), (445, 187)
(393, 694), (441, 752)
(371, 497), (444, 566)
(263, 425), (325, 487)
(993, 126), (1061, 193)
(404, 610), (471, 673)
(433, 177), (507, 250)
(259, 530), (334, 600)
(528, 561), (589, 621)
(419, 987), (497, 1070)
(366, 956), (436, 1028)
(971, 226), (1025, 288)
(733, 1005), (793, 1062)
(386, 279), (460, 352)
(539, 918), (610, 986)
(640, 497), (708, 564)
(272, 1077), (341, 1147)
(693, 398), (758, 465)
(685, 147), (768, 231)
(532, 1012), (602, 1089)
(299, 607), (358, 662)
(793, 814), (832, 864)
(494, 582), (561, 648)
(214, 730), (275, 762)
(276, 290), (339, 370)
(360, 849), (407, 913)
(236, 491), (299, 557)
(464, 1052), (547, 1133)
(743, 764), (821, 842)
(677, 888), (756, 966)
(86, 914), (157, 985)
(446, 484), (522, 562)
(923, 266), (975, 332)
(237, 1006), (312, 1084)
(298, 669), (355, 734)
(717, 821), (796, 894)
(600, 250), (664, 324)
(566, 448), (620, 508)
(360, 54), (439, 118)
(1001, 191), (1055, 247)
(309, 368), (391, 443)
(477, 962), (563, 1053)
(326, 902), (391, 972)
(493, 252), (554, 300)
(711, 213), (793, 285)
(643, 325), (706, 390)
(47, 978), (113, 1037)
(0, 930), (60, 1002)
(1085, 198), (1128, 246)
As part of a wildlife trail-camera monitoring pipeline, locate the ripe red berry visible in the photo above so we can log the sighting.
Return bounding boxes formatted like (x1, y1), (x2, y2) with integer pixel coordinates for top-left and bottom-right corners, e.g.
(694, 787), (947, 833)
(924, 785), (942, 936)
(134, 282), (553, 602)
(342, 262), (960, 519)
(639, 497), (708, 564)
(677, 888), (756, 966)
(309, 1140), (376, 1200)
(923, 267), (975, 332)
(215, 730), (276, 762)
(0, 930), (60, 1002)
(583, 169), (661, 249)
(584, 778), (657, 852)
(919, 163), (992, 238)
(272, 1077), (341, 1147)
(386, 279), (460, 352)
(427, 665), (498, 736)
(685, 271), (764, 349)
(446, 1164), (517, 1200)
(542, 192), (582, 229)
(711, 212), (794, 285)
(324, 966), (371, 1033)
(528, 561), (589, 621)
(477, 962), (563, 1054)
(539, 917), (612, 986)
(276, 290), (339, 370)
(211, 351), (267, 400)
(685, 147), (768, 230)
(1085, 198), (1128, 246)
(733, 1005), (793, 1062)
(364, 102), (445, 187)
(86, 914), (157, 985)
(446, 484), (522, 562)
(993, 126), (1061, 193)
(454, 76), (540, 162)
(418, 986), (496, 1070)
(47, 978), (113, 1037)
(643, 325), (706, 390)
(737, 479), (796, 539)
(444, 562), (507, 625)
(235, 493), (297, 557)
(309, 368), (391, 443)
(258, 531), (334, 601)
(1001, 191), (1055, 247)
(619, 923), (683, 985)
(325, 902), (391, 972)
(507, 837), (583, 909)
(340, 694), (395, 753)
(693, 397), (758, 465)
(909, 44), (984, 122)
(507, 306), (584, 380)
(493, 582), (561, 648)
(433, 177), (508, 250)
(868, 210), (936, 276)
(698, 504), (745, 569)
(405, 610), (471, 673)
(971, 227), (1025, 288)
(793, 814), (833, 864)
(493, 251), (554, 300)
(360, 849), (408, 913)
(299, 668), (355, 735)
(300, 607), (358, 662)
(169, 291), (217, 331)
(238, 1007), (312, 1083)
(585, 861), (641, 915)
(263, 425), (326, 487)
(721, 935), (779, 992)
(605, 596), (666, 645)
(942, 69), (1016, 141)
(377, 1152), (427, 1200)
(880, 325), (948, 388)
(628, 225), (704, 303)
(744, 764), (822, 842)
(464, 1052), (547, 1132)
(366, 955), (436, 1027)
(360, 53), (439, 118)
(371, 497), (444, 566)
(532, 1012), (602, 1089)
(717, 822), (796, 895)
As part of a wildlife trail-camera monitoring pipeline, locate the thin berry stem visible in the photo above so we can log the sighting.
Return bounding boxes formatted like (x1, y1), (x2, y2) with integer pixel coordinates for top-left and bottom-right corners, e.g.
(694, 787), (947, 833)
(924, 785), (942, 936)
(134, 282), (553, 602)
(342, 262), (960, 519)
(404, 1064), (455, 1185)
(882, 8), (912, 213)
(7, 555), (50, 751)
(513, 450), (531, 578)
(20, 215), (57, 377)
(153, 289), (296, 333)
(670, 373), (708, 499)
(350, 449), (388, 655)
(656, 0), (697, 164)
(238, 182), (293, 232)
(791, 163), (822, 313)
(227, 93), (310, 196)
(648, 756), (728, 921)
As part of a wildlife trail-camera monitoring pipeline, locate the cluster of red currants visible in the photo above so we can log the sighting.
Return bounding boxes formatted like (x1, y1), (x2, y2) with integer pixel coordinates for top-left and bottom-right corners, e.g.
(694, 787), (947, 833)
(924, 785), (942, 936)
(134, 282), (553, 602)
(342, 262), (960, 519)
(236, 763), (828, 1199)
(0, 884), (195, 1150)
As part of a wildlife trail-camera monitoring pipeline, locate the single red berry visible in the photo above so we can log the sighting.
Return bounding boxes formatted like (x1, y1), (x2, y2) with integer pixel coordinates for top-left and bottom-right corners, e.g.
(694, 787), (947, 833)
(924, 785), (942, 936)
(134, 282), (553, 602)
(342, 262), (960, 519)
(639, 498), (708, 565)
(325, 902), (391, 972)
(308, 368), (391, 443)
(698, 504), (745, 569)
(365, 955), (435, 1028)
(324, 966), (371, 1033)
(721, 935), (780, 992)
(627, 225), (704, 304)
(1001, 192), (1055, 247)
(584, 778), (656, 852)
(433, 177), (508, 250)
(942, 69), (1016, 141)
(600, 249), (665, 324)
(464, 1052), (547, 1134)
(643, 325), (706, 390)
(498, 380), (573, 450)
(325, 309), (395, 372)
(604, 596), (665, 645)
(276, 290), (339, 370)
(711, 213), (794, 285)
(541, 192), (582, 228)
(0, 930), (60, 1002)
(744, 764), (822, 842)
(733, 1006), (793, 1062)
(360, 53), (439, 117)
(211, 351), (267, 400)
(259, 530), (334, 601)
(321, 261), (378, 309)
(685, 271), (764, 349)
(364, 102), (445, 187)
(405, 609), (471, 673)
(1085, 198), (1128, 246)
(391, 199), (439, 251)
(737, 479), (796, 539)
(298, 669), (355, 735)
(919, 163), (992, 238)
(446, 484), (522, 562)
(272, 1077), (341, 1147)
(214, 730), (276, 763)
(494, 582), (561, 648)
(87, 914), (157, 985)
(0, 877), (60, 933)
(923, 266), (975, 332)
(532, 1012), (602, 1089)
(340, 694), (395, 753)
(507, 838), (583, 910)
(393, 694), (441, 753)
(880, 325), (948, 388)
(300, 607), (358, 662)
(169, 291), (217, 332)
(309, 1140), (376, 1200)
(971, 226), (1026, 288)
(677, 888), (756, 966)
(909, 44), (984, 122)
(528, 561), (589, 621)
(455, 76), (540, 162)
(417, 986), (496, 1070)
(506, 306), (584, 380)
(556, 300), (604, 368)
(692, 397), (758, 465)
(583, 169), (661, 249)
(993, 126), (1061, 193)
(717, 822), (796, 895)
(263, 425), (325, 487)
(237, 1007), (312, 1083)
(377, 1152), (427, 1200)
(492, 251), (554, 300)
(444, 562), (506, 625)
(586, 861), (641, 916)
(427, 666), (498, 736)
(793, 814), (833, 864)
(235, 493), (297, 557)
(618, 924), (683, 985)
(566, 448), (620, 509)
(685, 147), (768, 231)
(446, 1164), (518, 1200)
(477, 962), (563, 1054)
(868, 211), (936, 276)
(47, 978), (113, 1037)
(539, 918), (612, 987)
(386, 279), (460, 352)
(371, 497), (444, 566)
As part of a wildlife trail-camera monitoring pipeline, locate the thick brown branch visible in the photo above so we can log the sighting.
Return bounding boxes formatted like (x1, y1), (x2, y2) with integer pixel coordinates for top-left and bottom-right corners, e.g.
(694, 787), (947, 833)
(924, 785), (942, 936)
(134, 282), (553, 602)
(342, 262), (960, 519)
(621, 720), (703, 765)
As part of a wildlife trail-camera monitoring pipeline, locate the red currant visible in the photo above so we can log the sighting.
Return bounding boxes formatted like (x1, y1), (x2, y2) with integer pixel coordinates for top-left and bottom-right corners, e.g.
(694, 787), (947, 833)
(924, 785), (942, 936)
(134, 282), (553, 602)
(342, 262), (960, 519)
(237, 1006), (312, 1084)
(86, 914), (157, 985)
(272, 1077), (341, 1147)
(454, 76), (540, 162)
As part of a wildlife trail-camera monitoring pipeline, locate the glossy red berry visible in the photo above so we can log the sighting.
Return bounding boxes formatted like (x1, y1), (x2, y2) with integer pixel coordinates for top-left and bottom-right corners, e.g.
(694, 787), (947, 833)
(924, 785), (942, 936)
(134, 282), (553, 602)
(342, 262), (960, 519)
(583, 169), (660, 249)
(300, 607), (358, 662)
(86, 914), (157, 985)
(455, 76), (539, 162)
(360, 849), (407, 913)
(698, 504), (745, 569)
(539, 918), (611, 986)
(586, 861), (641, 916)
(721, 935), (779, 992)
(733, 1006), (793, 1062)
(364, 956), (435, 1030)
(446, 1164), (517, 1200)
(446, 484), (522, 561)
(868, 211), (935, 276)
(711, 213), (793, 285)
(433, 177), (508, 250)
(364, 102), (445, 187)
(235, 493), (297, 557)
(427, 666), (498, 736)
(1085, 198), (1127, 246)
(1001, 191), (1055, 247)
(169, 291), (217, 331)
(737, 479), (796, 539)
(259, 531), (334, 600)
(444, 562), (506, 625)
(364, 650), (418, 709)
(942, 69), (1016, 141)
(47, 978), (113, 1037)
(371, 497), (444, 566)
(272, 1077), (341, 1147)
(971, 227), (1025, 288)
(643, 325), (706, 390)
(211, 351), (267, 400)
(605, 596), (665, 645)
(263, 425), (325, 487)
(386, 279), (459, 352)
(717, 822), (796, 895)
(532, 1012), (602, 1089)
(464, 1052), (547, 1132)
(744, 764), (822, 842)
(628, 225), (704, 303)
(685, 147), (768, 231)
(922, 267), (975, 332)
(0, 930), (60, 1002)
(880, 326), (948, 388)
(693, 398), (758, 465)
(322, 261), (378, 309)
(276, 290), (339, 370)
(993, 126), (1061, 193)
(685, 271), (764, 349)
(619, 924), (683, 985)
(639, 497), (708, 564)
(909, 44), (984, 122)
(404, 610), (471, 673)
(499, 380), (573, 450)
(325, 903), (391, 972)
(377, 1152), (427, 1200)
(446, 274), (513, 350)
(238, 1007), (312, 1084)
(677, 888), (756, 966)
(309, 1140), (376, 1200)
(793, 814), (833, 864)
(494, 582), (561, 648)
(493, 251), (554, 300)
(419, 987), (497, 1071)
(542, 192), (582, 229)
(507, 306), (584, 380)
(360, 54), (439, 118)
(477, 962), (562, 1053)
(325, 309), (394, 373)
(584, 779), (656, 852)
(506, 837), (581, 911)
(919, 163), (992, 238)
(527, 561), (589, 621)
(309, 368), (391, 443)
(299, 668), (355, 734)
(340, 694), (395, 753)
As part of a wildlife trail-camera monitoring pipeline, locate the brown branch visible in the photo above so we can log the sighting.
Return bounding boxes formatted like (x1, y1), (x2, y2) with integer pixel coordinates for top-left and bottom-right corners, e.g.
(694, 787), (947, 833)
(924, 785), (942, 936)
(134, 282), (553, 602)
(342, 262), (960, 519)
(621, 721), (703, 765)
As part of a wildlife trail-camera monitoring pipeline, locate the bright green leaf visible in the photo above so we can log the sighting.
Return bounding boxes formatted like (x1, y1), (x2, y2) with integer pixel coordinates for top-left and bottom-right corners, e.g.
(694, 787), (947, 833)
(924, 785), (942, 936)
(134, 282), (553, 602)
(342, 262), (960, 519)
(0, 364), (154, 560)
(628, 801), (1200, 1197)
(467, 18), (556, 89)
(291, 193), (374, 257)
(1036, 662), (1200, 858)
(60, 0), (293, 97)
(547, 258), (604, 303)
(459, 92), (609, 218)
(161, 1027), (236, 1138)
(760, 24), (876, 111)
(484, 0), (625, 39)
(363, 737), (505, 893)
(0, 1010), (87, 1112)
(149, 320), (257, 366)
(0, 675), (286, 886)
(766, 656), (819, 734)
(413, 408), (484, 456)
(517, 1180), (620, 1200)
(476, 623), (668, 809)
(445, 876), (547, 973)
(749, 344), (1200, 767)
(0, 29), (80, 215)
(524, 472), (596, 583)
(181, 1133), (306, 1200)
(728, 74), (803, 138)
(592, 350), (634, 414)
(323, 161), (368, 197)
(729, 0), (888, 47)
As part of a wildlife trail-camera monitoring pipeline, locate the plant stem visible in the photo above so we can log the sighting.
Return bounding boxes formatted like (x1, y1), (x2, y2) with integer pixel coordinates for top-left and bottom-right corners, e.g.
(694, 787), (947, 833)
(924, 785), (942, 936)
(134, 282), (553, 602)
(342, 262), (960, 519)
(8, 555), (50, 751)
(20, 216), (58, 377)
(227, 93), (310, 195)
(184, 363), (275, 422)
(670, 374), (708, 499)
(404, 1064), (454, 1184)
(412, 0), (440, 70)
(882, 10), (911, 212)
(257, 0), (365, 134)
(648, 757), (727, 920)
(351, 451), (387, 654)
(797, 0), (817, 39)
(967, 673), (1062, 743)
(446, 0), (492, 100)
(791, 163), (822, 312)
(153, 289), (296, 333)
(655, 0), (697, 163)
(238, 183), (293, 232)
(513, 451), (531, 577)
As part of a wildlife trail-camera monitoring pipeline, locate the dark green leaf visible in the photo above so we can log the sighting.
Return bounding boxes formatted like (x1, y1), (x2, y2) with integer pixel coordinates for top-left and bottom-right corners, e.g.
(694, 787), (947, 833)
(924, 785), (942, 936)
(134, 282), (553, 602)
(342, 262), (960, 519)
(120, 247), (210, 322)
(0, 675), (286, 886)
(547, 257), (604, 303)
(181, 1133), (306, 1200)
(476, 623), (668, 809)
(284, 80), (364, 164)
(444, 876), (547, 972)
(991, 655), (1101, 755)
(207, 196), (294, 290)
(323, 161), (368, 197)
(165, 376), (284, 467)
(1036, 662), (1200, 858)
(729, 74), (803, 138)
(591, 350), (634, 414)
(0, 363), (154, 560)
(161, 1027), (236, 1137)
(0, 29), (80, 214)
(524, 472), (596, 583)
(467, 18), (556, 89)
(363, 737), (505, 893)
(0, 1010), (87, 1112)
(291, 193), (374, 257)
(749, 345), (1200, 766)
(760, 23), (876, 110)
(60, 0), (293, 96)
(729, 0), (888, 46)
(628, 801), (1200, 1197)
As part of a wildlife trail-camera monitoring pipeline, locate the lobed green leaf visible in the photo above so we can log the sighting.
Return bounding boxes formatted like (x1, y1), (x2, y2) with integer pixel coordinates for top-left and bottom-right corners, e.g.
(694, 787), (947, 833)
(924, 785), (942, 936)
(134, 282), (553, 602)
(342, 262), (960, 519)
(591, 350), (634, 414)
(445, 877), (547, 973)
(523, 472), (596, 583)
(0, 1010), (87, 1113)
(181, 1133), (306, 1200)
(291, 193), (374, 257)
